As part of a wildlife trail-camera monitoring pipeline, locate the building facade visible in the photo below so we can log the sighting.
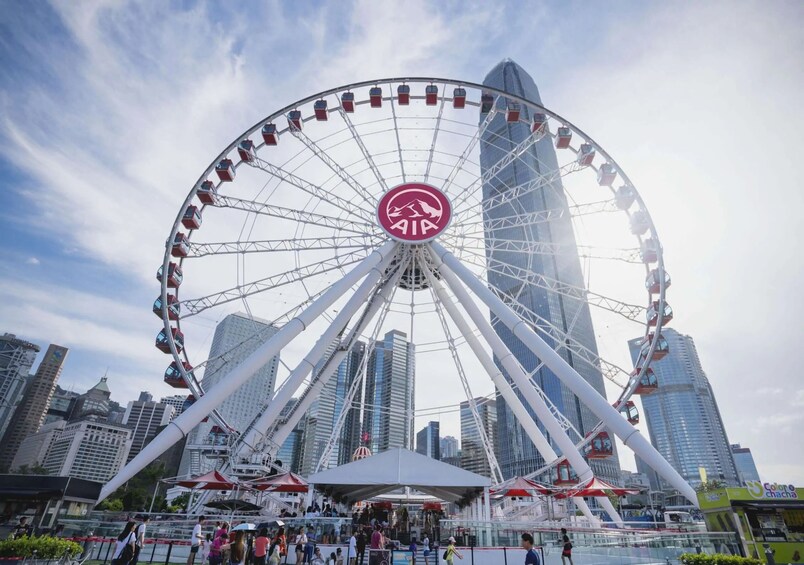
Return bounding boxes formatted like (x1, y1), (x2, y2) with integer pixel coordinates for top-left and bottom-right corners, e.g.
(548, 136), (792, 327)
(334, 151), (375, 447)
(628, 328), (739, 488)
(0, 344), (68, 471)
(0, 334), (40, 440)
(276, 398), (305, 473)
(43, 420), (132, 482)
(122, 398), (174, 463)
(69, 377), (112, 422)
(363, 330), (415, 455)
(460, 397), (497, 477)
(416, 421), (441, 460)
(159, 395), (186, 422)
(45, 386), (79, 424)
(440, 436), (459, 460)
(731, 444), (761, 484)
(480, 60), (620, 482)
(10, 419), (67, 471)
(179, 313), (279, 477)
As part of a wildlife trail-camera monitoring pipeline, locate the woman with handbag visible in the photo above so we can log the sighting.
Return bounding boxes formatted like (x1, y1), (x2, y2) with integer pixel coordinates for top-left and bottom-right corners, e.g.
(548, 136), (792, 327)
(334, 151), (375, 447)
(113, 522), (137, 565)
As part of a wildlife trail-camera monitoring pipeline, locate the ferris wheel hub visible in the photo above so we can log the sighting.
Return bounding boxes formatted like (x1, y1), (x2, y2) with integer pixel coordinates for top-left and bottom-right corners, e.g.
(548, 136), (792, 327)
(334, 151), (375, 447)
(376, 182), (452, 243)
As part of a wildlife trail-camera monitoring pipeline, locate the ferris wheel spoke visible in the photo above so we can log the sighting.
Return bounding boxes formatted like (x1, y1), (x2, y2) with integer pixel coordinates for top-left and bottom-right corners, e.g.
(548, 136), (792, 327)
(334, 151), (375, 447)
(246, 155), (375, 222)
(389, 91), (407, 185)
(336, 108), (389, 193)
(441, 103), (499, 195)
(423, 85), (447, 184)
(178, 249), (369, 317)
(185, 235), (379, 258)
(289, 126), (378, 208)
(215, 195), (378, 235)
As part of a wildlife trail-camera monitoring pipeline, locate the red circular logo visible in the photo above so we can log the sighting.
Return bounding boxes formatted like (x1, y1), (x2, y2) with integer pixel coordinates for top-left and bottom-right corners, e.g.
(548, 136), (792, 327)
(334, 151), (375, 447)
(377, 182), (452, 242)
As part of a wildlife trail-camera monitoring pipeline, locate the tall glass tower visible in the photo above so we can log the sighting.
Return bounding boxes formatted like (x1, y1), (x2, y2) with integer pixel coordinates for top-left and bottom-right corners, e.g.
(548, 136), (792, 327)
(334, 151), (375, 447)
(481, 60), (620, 482)
(628, 328), (739, 488)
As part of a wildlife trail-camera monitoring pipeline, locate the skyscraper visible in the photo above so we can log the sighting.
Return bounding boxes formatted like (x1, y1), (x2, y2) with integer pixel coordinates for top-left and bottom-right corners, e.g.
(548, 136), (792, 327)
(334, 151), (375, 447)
(11, 419), (66, 471)
(277, 398), (305, 473)
(0, 333), (40, 439)
(480, 60), (619, 481)
(43, 419), (132, 482)
(460, 397), (497, 477)
(628, 328), (739, 488)
(440, 435), (459, 460)
(416, 421), (441, 460)
(179, 313), (279, 477)
(363, 330), (415, 454)
(122, 398), (174, 463)
(0, 344), (68, 471)
(45, 385), (79, 424)
(731, 444), (761, 485)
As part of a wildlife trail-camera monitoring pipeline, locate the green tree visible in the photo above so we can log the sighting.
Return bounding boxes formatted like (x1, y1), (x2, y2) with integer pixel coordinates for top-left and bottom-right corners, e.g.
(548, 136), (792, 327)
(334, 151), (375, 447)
(12, 463), (49, 475)
(695, 480), (726, 493)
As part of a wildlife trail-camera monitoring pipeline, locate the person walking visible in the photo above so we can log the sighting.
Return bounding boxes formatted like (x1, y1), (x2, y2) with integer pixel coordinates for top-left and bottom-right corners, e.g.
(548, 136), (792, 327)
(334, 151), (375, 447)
(273, 527), (287, 559)
(520, 533), (540, 565)
(421, 535), (430, 565)
(559, 528), (572, 565)
(408, 538), (417, 565)
(254, 528), (270, 565)
(443, 538), (462, 565)
(112, 521), (137, 565)
(223, 531), (246, 565)
(187, 516), (206, 565)
(294, 528), (307, 565)
(132, 516), (150, 565)
(347, 531), (357, 565)
(355, 529), (367, 565)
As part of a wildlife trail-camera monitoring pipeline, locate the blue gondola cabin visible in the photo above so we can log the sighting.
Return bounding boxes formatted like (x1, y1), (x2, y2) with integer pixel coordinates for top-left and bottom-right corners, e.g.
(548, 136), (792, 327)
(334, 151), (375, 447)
(261, 123), (279, 146)
(341, 92), (355, 113)
(197, 181), (219, 205)
(425, 84), (438, 106)
(156, 262), (183, 288)
(453, 87), (466, 109)
(397, 85), (410, 105)
(215, 158), (235, 182)
(314, 100), (328, 121)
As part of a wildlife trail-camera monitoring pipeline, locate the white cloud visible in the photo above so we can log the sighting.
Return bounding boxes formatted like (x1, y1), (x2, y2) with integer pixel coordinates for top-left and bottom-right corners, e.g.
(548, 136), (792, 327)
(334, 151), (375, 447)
(25, 257), (40, 265)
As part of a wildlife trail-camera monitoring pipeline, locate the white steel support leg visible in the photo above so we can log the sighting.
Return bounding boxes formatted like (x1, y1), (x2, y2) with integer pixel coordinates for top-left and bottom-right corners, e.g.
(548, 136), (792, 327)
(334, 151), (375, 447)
(98, 240), (398, 502)
(237, 249), (397, 456)
(430, 241), (698, 506)
(425, 268), (602, 526)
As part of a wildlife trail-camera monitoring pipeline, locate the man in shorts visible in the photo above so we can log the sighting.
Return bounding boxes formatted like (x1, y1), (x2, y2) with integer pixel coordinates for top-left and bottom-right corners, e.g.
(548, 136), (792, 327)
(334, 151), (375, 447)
(188, 516), (206, 565)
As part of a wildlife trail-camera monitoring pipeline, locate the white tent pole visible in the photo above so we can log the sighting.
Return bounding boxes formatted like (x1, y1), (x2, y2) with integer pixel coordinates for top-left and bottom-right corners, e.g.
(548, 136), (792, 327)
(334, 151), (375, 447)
(98, 240), (397, 502)
(430, 241), (698, 507)
(422, 265), (600, 524)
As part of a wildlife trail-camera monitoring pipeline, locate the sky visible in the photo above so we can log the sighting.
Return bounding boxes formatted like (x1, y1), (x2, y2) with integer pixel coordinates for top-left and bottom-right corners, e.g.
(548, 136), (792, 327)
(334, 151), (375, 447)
(0, 1), (802, 484)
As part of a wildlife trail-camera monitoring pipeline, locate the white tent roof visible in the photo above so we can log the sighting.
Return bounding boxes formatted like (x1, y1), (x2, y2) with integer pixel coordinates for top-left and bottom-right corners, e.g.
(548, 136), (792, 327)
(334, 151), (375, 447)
(307, 448), (491, 503)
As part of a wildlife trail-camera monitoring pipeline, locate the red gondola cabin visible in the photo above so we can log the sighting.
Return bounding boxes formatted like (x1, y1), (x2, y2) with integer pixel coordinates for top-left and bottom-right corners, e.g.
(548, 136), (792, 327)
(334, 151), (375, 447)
(597, 163), (616, 186)
(237, 139), (256, 162)
(645, 269), (671, 294)
(615, 185), (636, 210)
(182, 206), (202, 230)
(480, 93), (494, 114)
(425, 85), (438, 106)
(156, 327), (183, 354)
(577, 143), (595, 166)
(634, 368), (659, 395)
(156, 262), (183, 288)
(556, 127), (572, 149)
(640, 332), (669, 360)
(288, 110), (302, 131)
(341, 92), (355, 113)
(647, 300), (673, 327)
(584, 432), (613, 459)
(453, 87), (466, 109)
(532, 113), (547, 133)
(506, 102), (520, 122)
(164, 361), (192, 388)
(554, 460), (578, 486)
(640, 238), (660, 263)
(314, 100), (328, 121)
(397, 85), (410, 105)
(618, 400), (640, 424)
(171, 233), (190, 258)
(153, 294), (179, 320)
(215, 158), (235, 182)
(197, 181), (219, 205)
(369, 87), (382, 108)
(630, 211), (650, 235)
(261, 123), (279, 146)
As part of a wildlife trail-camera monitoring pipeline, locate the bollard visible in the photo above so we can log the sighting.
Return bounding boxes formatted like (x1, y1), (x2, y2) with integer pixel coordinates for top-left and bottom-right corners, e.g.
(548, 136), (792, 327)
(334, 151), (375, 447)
(502, 547), (507, 565)
(469, 546), (474, 565)
(150, 541), (158, 563)
(103, 540), (113, 565)
(165, 541), (174, 565)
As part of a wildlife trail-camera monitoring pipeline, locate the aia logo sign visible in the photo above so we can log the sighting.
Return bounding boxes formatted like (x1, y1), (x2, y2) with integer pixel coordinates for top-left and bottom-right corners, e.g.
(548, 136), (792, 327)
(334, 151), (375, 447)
(377, 182), (451, 242)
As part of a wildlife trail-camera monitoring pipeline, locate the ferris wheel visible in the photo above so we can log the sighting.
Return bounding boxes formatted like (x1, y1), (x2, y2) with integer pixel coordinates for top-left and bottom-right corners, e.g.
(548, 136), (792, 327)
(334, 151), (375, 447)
(105, 77), (693, 516)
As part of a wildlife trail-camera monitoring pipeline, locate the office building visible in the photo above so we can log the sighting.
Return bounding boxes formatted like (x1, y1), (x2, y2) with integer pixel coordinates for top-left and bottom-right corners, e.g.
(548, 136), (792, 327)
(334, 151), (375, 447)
(416, 421), (441, 459)
(299, 341), (366, 475)
(440, 436), (459, 460)
(276, 398), (305, 474)
(460, 397), (497, 477)
(43, 419), (132, 482)
(480, 60), (619, 481)
(10, 419), (66, 471)
(363, 330), (415, 455)
(0, 344), (68, 471)
(45, 386), (79, 424)
(69, 377), (112, 422)
(160, 395), (186, 421)
(179, 313), (279, 477)
(628, 328), (739, 488)
(122, 398), (174, 462)
(0, 333), (40, 439)
(731, 444), (761, 484)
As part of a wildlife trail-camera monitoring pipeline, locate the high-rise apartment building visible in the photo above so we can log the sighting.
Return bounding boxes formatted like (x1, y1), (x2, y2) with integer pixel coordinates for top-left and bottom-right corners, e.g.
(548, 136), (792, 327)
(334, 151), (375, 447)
(460, 397), (497, 477)
(122, 398), (174, 463)
(731, 444), (761, 484)
(440, 436), (459, 460)
(179, 313), (279, 477)
(160, 395), (186, 422)
(416, 421), (441, 460)
(480, 60), (619, 481)
(628, 328), (739, 488)
(363, 330), (415, 455)
(0, 334), (40, 439)
(299, 341), (366, 475)
(0, 344), (68, 471)
(43, 419), (132, 482)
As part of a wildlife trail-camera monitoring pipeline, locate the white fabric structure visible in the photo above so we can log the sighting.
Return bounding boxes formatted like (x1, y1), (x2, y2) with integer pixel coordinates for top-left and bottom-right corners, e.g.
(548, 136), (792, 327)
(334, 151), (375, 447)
(307, 447), (491, 503)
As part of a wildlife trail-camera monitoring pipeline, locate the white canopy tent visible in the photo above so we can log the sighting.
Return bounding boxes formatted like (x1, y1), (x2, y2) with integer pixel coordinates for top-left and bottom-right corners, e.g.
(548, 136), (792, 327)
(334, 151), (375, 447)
(307, 448), (491, 504)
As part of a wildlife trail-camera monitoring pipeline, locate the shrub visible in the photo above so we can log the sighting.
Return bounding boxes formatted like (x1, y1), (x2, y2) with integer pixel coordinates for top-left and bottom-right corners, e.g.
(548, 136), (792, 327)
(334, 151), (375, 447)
(0, 536), (83, 559)
(679, 554), (763, 565)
